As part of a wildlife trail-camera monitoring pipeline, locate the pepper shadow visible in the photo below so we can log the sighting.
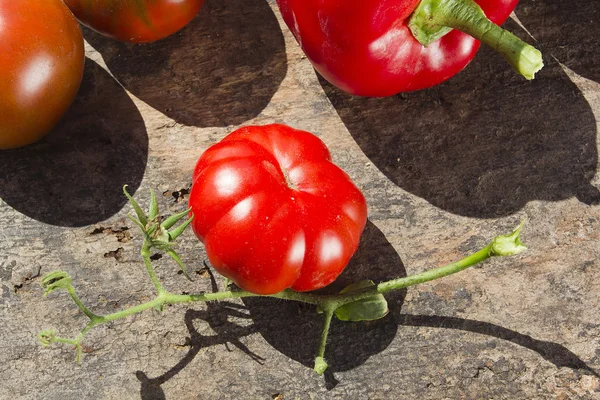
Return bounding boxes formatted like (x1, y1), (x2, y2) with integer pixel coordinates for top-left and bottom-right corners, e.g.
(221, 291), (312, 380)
(516, 0), (600, 83)
(320, 19), (599, 218)
(84, 0), (287, 127)
(242, 220), (408, 380)
(0, 58), (148, 227)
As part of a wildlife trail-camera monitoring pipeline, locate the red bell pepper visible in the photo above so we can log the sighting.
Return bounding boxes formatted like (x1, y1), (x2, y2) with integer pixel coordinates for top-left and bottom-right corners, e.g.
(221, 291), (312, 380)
(276, 0), (543, 96)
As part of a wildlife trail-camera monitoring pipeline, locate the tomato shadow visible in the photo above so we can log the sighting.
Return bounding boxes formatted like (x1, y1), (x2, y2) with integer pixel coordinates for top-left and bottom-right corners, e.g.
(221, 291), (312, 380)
(516, 0), (600, 83)
(135, 220), (407, 395)
(0, 58), (148, 227)
(320, 19), (599, 218)
(84, 0), (287, 128)
(242, 220), (407, 385)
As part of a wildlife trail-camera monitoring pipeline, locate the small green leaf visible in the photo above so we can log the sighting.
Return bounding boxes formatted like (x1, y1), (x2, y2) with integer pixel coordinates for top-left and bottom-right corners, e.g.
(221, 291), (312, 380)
(334, 280), (389, 322)
(41, 271), (73, 295)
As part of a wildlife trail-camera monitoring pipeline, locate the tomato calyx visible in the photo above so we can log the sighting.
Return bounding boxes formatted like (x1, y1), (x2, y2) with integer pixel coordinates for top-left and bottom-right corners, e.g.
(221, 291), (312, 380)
(123, 185), (194, 282)
(261, 159), (299, 191)
(280, 165), (299, 191)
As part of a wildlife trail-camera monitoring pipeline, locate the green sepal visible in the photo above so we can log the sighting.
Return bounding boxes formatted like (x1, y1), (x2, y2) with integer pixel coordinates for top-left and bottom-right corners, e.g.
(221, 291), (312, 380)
(168, 215), (194, 241)
(148, 190), (159, 220)
(152, 225), (170, 243)
(146, 222), (160, 238)
(123, 185), (148, 226)
(127, 214), (145, 231)
(334, 280), (389, 322)
(408, 0), (454, 47)
(161, 209), (191, 230)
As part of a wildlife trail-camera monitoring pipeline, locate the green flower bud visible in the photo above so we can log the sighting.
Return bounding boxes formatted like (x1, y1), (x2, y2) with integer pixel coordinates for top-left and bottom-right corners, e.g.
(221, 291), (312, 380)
(490, 220), (527, 257)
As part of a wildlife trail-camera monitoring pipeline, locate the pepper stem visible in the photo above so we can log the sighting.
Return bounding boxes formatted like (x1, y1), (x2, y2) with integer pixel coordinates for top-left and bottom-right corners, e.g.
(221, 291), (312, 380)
(408, 0), (543, 79)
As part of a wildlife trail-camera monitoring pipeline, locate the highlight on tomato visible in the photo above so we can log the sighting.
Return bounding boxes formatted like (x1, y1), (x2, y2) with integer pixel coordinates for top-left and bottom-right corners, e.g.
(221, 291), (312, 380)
(0, 0), (85, 149)
(188, 124), (368, 295)
(63, 0), (206, 43)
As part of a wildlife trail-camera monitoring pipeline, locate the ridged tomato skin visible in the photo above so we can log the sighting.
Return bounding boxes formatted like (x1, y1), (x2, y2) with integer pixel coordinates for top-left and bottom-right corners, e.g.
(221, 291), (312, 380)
(188, 124), (368, 295)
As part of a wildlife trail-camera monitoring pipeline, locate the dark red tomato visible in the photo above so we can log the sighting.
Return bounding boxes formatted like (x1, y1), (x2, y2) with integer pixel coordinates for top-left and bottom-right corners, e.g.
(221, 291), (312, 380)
(188, 124), (368, 295)
(63, 0), (205, 43)
(0, 0), (84, 150)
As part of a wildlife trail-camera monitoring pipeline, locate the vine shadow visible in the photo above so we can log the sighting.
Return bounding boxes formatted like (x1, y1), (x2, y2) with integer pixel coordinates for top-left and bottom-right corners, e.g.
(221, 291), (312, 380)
(84, 0), (287, 128)
(516, 0), (600, 83)
(137, 269), (265, 400)
(135, 222), (597, 397)
(320, 19), (599, 218)
(0, 58), (148, 227)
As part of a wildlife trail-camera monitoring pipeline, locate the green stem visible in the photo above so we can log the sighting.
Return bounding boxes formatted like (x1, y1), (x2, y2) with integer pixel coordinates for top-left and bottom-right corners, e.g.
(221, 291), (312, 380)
(141, 242), (165, 295)
(59, 243), (498, 334)
(66, 286), (101, 321)
(53, 336), (79, 346)
(43, 222), (526, 368)
(318, 245), (494, 310)
(98, 296), (165, 323)
(94, 289), (322, 324)
(378, 244), (491, 293)
(53, 334), (84, 363)
(408, 0), (543, 79)
(314, 309), (334, 374)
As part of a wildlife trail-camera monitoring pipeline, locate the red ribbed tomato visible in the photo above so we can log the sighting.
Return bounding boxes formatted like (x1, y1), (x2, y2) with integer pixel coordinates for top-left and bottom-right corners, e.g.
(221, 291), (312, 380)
(188, 124), (368, 295)
(63, 0), (205, 43)
(0, 0), (84, 149)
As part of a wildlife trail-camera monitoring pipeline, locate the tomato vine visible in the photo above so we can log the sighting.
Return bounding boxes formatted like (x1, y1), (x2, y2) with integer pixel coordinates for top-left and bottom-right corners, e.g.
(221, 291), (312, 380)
(39, 186), (526, 374)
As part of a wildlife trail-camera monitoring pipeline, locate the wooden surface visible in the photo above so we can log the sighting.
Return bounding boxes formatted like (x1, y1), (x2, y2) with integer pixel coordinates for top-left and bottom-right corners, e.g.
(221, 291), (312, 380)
(1, 0), (599, 398)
